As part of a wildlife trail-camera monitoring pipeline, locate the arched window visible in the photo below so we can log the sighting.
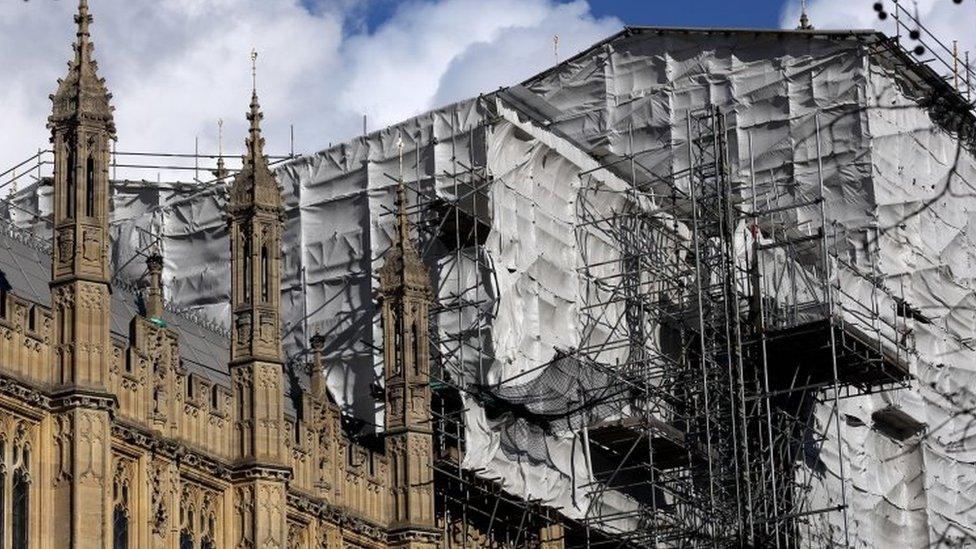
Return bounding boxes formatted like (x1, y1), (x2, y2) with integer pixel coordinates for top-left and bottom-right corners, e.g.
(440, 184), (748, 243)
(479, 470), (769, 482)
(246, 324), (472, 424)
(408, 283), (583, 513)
(201, 514), (216, 549)
(242, 238), (251, 303)
(391, 310), (401, 376)
(66, 148), (76, 219)
(412, 322), (421, 377)
(260, 245), (270, 303)
(85, 155), (96, 217)
(237, 383), (248, 456)
(12, 467), (29, 549)
(113, 500), (128, 549)
(180, 503), (194, 549)
(391, 453), (400, 517)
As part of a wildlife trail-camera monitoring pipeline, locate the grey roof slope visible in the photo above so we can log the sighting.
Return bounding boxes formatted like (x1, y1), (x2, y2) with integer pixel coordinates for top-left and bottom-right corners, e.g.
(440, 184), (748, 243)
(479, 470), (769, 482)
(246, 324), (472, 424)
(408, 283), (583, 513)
(0, 221), (231, 387)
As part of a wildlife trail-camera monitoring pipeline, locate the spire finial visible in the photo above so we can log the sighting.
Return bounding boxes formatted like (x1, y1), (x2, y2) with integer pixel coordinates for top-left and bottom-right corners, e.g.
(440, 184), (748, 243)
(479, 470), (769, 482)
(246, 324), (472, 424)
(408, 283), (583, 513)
(798, 0), (813, 30)
(77, 0), (91, 37)
(245, 49), (266, 167)
(395, 133), (410, 247)
(248, 49), (262, 134)
(51, 0), (115, 135)
(251, 48), (258, 95)
(74, 0), (94, 67)
(214, 118), (227, 181)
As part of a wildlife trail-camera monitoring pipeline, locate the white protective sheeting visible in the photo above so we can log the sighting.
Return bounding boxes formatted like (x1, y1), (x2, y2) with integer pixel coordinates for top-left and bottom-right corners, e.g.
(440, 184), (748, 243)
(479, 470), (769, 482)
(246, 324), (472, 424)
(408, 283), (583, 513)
(8, 26), (976, 546)
(519, 27), (976, 546)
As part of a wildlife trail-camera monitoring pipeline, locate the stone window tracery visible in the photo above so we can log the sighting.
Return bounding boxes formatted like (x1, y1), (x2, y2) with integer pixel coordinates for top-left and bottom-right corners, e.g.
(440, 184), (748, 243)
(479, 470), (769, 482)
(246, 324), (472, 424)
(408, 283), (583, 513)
(180, 482), (219, 549)
(113, 457), (133, 549)
(9, 425), (31, 549)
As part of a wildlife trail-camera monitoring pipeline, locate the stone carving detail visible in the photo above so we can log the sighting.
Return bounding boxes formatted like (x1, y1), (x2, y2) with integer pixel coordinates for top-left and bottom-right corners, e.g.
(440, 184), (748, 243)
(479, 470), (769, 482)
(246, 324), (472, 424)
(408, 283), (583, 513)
(82, 228), (101, 263)
(237, 312), (252, 348)
(78, 411), (104, 484)
(287, 520), (306, 549)
(259, 314), (274, 344)
(57, 227), (75, 264)
(257, 366), (278, 391)
(53, 414), (73, 484)
(181, 481), (219, 547)
(258, 483), (283, 547)
(316, 525), (343, 549)
(235, 485), (256, 549)
(0, 411), (35, 508)
(148, 460), (169, 534)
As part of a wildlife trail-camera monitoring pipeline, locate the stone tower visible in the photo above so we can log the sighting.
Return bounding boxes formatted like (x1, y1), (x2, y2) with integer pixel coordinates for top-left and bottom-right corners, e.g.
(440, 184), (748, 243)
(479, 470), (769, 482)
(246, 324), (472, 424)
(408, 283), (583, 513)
(49, 0), (114, 387)
(227, 57), (289, 547)
(47, 0), (116, 544)
(378, 166), (438, 547)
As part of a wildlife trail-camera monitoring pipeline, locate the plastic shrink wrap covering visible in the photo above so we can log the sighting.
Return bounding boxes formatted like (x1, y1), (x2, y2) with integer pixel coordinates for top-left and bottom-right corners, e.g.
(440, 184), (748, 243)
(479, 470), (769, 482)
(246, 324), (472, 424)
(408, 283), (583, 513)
(6, 27), (976, 546)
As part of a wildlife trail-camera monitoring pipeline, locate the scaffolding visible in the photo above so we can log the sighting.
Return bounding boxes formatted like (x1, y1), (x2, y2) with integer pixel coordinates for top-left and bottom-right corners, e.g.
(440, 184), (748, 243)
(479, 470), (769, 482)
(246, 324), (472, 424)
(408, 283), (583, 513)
(3, 14), (973, 546)
(0, 109), (921, 549)
(556, 102), (919, 548)
(0, 105), (943, 549)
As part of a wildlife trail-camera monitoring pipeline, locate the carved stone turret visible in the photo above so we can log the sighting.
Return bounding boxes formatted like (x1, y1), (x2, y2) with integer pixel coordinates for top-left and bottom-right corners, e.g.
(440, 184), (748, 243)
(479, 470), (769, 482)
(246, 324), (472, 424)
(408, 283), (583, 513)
(227, 52), (289, 549)
(145, 242), (164, 321)
(49, 0), (114, 389)
(229, 90), (284, 366)
(47, 1), (116, 545)
(379, 154), (437, 545)
(309, 332), (327, 401)
(213, 118), (230, 183)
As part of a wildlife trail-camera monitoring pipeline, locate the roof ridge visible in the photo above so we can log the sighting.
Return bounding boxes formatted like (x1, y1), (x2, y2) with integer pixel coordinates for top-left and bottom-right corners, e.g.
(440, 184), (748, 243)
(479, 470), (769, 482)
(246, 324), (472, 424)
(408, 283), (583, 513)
(0, 212), (52, 255)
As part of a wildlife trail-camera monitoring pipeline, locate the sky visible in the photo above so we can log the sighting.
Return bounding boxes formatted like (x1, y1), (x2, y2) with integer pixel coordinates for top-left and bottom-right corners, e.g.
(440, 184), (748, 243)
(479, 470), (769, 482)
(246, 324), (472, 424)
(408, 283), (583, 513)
(0, 0), (973, 182)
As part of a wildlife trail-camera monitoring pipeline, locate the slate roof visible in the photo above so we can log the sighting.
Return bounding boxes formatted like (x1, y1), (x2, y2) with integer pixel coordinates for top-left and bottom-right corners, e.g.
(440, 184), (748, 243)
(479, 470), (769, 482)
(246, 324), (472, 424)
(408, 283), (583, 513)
(0, 221), (232, 388)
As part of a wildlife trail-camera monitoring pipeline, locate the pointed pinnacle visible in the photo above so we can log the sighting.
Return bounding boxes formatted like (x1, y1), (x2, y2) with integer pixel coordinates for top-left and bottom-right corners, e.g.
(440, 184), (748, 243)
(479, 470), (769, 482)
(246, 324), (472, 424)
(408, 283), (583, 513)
(249, 90), (263, 135)
(798, 0), (813, 30)
(396, 178), (410, 248)
(75, 0), (92, 51)
(245, 89), (266, 164)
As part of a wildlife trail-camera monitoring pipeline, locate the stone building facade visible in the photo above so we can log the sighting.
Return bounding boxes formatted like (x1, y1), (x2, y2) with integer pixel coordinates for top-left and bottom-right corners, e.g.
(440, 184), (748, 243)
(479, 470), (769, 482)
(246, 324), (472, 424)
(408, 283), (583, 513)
(0, 2), (565, 547)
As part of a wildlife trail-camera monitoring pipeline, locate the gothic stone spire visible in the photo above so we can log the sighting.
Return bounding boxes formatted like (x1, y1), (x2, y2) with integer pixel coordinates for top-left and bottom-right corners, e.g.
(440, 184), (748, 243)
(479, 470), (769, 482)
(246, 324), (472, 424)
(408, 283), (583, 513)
(379, 148), (437, 535)
(49, 0), (115, 134)
(228, 51), (285, 366)
(229, 54), (280, 216)
(48, 0), (116, 387)
(378, 174), (429, 296)
(47, 2), (118, 544)
(226, 53), (289, 545)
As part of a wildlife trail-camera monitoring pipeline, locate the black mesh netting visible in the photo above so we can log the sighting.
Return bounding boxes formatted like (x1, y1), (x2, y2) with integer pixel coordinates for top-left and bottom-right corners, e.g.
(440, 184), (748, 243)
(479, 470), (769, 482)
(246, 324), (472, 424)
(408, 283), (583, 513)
(480, 350), (627, 435)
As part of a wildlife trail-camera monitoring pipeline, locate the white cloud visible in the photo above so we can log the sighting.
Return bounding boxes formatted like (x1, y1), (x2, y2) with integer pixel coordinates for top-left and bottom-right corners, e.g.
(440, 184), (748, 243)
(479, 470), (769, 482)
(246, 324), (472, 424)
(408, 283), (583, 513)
(780, 0), (976, 77)
(0, 0), (620, 183)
